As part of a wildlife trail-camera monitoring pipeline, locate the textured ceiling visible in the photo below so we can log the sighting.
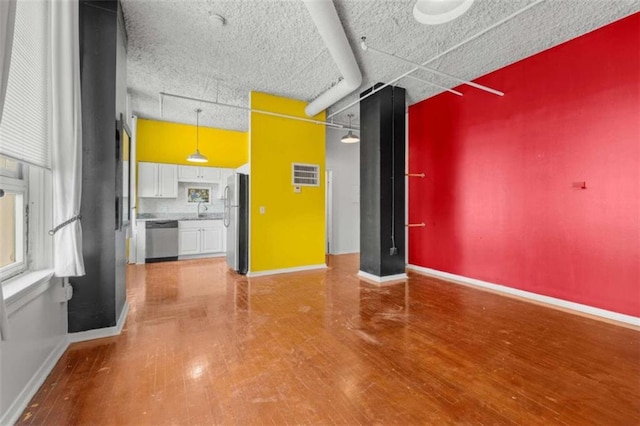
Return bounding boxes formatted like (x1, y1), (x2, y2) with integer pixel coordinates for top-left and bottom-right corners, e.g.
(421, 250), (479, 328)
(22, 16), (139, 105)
(122, 0), (640, 131)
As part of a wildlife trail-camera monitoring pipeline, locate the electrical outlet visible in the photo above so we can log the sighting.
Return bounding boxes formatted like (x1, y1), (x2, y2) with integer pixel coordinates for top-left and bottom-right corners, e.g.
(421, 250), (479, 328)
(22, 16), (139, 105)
(259, 206), (266, 214)
(390, 247), (398, 255)
(294, 186), (301, 193)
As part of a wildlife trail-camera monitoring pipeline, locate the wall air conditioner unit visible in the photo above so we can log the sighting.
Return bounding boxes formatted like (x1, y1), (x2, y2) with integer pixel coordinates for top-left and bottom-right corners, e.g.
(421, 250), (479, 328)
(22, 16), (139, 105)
(292, 163), (320, 187)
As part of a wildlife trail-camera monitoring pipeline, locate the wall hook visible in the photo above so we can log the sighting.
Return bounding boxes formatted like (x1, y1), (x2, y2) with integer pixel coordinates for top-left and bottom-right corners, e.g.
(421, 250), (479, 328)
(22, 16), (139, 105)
(572, 182), (587, 189)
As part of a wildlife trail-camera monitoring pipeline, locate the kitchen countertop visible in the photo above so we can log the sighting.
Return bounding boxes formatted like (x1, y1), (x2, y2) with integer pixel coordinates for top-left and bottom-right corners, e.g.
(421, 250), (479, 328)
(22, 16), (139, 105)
(137, 212), (224, 221)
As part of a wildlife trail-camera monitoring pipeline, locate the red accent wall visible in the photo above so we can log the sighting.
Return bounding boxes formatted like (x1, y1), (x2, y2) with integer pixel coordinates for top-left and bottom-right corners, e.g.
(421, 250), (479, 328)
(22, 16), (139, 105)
(408, 13), (640, 317)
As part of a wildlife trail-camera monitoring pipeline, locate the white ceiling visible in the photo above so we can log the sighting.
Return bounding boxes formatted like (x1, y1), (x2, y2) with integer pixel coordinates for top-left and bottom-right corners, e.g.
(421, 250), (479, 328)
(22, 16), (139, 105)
(122, 0), (640, 131)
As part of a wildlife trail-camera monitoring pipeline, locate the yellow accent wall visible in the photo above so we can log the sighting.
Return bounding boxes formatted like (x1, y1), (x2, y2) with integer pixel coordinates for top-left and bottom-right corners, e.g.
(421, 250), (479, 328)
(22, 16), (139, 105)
(250, 92), (326, 272)
(136, 118), (248, 167)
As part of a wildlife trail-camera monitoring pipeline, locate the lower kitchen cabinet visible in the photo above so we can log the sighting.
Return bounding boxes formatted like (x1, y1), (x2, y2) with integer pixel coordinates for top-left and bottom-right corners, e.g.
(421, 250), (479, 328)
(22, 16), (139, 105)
(178, 227), (200, 255)
(178, 220), (225, 256)
(201, 227), (224, 253)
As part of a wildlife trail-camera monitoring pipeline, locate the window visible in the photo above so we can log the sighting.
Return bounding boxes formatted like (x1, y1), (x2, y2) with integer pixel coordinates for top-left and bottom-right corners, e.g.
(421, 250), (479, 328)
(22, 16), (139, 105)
(0, 0), (53, 284)
(0, 0), (50, 168)
(0, 157), (27, 280)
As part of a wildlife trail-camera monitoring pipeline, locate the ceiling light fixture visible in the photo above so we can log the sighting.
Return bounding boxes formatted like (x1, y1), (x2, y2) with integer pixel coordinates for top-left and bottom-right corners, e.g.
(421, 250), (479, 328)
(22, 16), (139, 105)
(413, 0), (475, 25)
(187, 108), (208, 163)
(341, 114), (360, 144)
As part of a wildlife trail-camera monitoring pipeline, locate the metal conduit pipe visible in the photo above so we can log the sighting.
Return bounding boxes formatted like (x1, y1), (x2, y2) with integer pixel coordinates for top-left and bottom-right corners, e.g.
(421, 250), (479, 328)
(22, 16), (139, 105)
(158, 92), (359, 130)
(303, 0), (362, 117)
(326, 0), (545, 119)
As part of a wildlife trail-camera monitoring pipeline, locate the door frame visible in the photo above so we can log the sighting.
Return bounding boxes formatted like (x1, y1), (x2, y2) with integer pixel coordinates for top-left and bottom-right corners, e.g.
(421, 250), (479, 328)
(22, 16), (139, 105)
(325, 170), (333, 255)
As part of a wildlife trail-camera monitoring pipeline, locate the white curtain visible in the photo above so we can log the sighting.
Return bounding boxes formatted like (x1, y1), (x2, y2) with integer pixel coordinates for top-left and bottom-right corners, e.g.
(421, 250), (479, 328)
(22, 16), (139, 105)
(50, 0), (85, 277)
(0, 0), (16, 340)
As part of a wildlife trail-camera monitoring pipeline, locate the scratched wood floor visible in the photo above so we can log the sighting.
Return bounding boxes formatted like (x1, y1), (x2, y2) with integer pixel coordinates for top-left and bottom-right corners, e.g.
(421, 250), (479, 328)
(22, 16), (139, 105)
(17, 254), (640, 425)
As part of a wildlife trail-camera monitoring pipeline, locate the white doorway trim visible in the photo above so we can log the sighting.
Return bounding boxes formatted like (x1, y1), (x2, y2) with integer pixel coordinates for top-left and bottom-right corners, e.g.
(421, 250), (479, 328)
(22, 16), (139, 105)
(325, 170), (333, 254)
(128, 115), (138, 264)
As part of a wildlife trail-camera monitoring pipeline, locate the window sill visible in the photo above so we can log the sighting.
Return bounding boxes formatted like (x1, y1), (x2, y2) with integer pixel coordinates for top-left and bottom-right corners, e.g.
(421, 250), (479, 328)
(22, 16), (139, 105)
(3, 269), (55, 316)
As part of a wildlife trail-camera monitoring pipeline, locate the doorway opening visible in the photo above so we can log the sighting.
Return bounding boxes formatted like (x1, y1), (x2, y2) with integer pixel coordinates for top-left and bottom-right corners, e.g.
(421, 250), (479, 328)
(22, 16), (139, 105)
(325, 170), (333, 255)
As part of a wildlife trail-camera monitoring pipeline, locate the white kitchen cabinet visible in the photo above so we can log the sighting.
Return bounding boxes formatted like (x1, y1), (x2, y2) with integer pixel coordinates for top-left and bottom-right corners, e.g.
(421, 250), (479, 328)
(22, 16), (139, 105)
(158, 165), (178, 197)
(137, 162), (157, 198)
(179, 228), (201, 255)
(177, 165), (200, 181)
(219, 168), (233, 185)
(138, 162), (177, 198)
(178, 220), (225, 256)
(200, 167), (220, 182)
(201, 227), (223, 253)
(178, 165), (220, 183)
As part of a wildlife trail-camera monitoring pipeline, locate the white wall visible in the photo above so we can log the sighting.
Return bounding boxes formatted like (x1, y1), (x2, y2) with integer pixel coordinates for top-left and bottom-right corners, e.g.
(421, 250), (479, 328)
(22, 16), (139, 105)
(326, 127), (359, 254)
(0, 278), (68, 425)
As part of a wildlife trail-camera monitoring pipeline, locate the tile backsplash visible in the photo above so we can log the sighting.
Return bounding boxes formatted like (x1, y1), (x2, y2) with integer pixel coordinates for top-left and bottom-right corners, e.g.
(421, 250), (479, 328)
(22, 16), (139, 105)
(139, 182), (224, 214)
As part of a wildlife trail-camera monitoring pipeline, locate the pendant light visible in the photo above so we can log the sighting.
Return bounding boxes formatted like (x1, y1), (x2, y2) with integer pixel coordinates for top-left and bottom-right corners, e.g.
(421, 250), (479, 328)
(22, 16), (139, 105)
(341, 113), (360, 143)
(187, 108), (208, 163)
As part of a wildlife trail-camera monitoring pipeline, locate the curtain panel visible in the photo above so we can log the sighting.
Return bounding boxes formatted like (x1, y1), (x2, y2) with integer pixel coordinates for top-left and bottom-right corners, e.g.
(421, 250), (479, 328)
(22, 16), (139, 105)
(50, 0), (85, 277)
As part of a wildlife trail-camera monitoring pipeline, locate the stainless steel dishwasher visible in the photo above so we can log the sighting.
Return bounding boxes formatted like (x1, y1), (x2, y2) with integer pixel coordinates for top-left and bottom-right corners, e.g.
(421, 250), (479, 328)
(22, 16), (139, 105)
(145, 220), (179, 262)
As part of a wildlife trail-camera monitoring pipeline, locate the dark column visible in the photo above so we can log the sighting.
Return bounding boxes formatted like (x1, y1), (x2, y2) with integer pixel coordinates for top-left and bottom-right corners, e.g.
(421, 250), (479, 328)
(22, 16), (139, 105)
(359, 84), (406, 278)
(68, 0), (124, 332)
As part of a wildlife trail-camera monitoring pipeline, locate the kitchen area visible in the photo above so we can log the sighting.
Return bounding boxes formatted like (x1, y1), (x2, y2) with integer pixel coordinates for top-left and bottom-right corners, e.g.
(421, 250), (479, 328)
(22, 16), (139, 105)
(134, 161), (247, 272)
(130, 94), (326, 278)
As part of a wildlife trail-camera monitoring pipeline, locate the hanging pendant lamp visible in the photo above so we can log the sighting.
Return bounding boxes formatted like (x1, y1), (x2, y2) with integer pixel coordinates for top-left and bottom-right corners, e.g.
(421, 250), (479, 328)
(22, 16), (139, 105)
(187, 108), (208, 163)
(341, 113), (360, 143)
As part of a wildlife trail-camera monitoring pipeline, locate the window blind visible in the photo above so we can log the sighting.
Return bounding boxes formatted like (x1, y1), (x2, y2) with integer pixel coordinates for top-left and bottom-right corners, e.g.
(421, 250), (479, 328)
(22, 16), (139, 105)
(0, 0), (49, 169)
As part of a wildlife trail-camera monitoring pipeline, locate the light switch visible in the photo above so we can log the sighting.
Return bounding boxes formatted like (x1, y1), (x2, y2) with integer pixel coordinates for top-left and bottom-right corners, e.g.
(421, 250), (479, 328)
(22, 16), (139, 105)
(259, 206), (266, 214)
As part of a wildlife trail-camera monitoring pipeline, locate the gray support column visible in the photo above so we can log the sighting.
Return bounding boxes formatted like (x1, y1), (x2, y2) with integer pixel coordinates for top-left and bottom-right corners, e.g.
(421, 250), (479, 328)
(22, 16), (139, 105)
(359, 84), (406, 280)
(68, 0), (125, 332)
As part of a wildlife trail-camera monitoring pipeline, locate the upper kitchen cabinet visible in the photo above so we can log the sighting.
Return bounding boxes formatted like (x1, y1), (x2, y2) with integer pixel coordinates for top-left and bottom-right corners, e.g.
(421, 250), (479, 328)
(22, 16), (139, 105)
(178, 165), (220, 183)
(220, 168), (233, 185)
(138, 162), (178, 198)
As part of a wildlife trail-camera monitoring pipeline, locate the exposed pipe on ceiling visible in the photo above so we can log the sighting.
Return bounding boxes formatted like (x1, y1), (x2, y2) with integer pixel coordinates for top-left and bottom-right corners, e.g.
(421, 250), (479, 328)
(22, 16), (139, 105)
(326, 0), (545, 119)
(362, 39), (504, 96)
(405, 75), (463, 97)
(158, 92), (359, 130)
(302, 0), (362, 117)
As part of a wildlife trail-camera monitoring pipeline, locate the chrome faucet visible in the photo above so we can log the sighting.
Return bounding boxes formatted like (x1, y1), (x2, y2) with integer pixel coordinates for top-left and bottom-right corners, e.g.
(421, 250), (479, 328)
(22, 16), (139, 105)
(197, 201), (208, 218)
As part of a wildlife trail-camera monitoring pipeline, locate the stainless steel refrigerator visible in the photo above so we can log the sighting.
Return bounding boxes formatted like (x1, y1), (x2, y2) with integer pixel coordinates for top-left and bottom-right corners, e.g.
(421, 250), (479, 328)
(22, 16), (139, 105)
(224, 173), (249, 274)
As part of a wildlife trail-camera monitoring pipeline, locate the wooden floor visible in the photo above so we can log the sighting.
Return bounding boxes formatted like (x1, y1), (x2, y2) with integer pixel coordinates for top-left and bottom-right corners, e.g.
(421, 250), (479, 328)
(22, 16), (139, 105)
(17, 255), (640, 425)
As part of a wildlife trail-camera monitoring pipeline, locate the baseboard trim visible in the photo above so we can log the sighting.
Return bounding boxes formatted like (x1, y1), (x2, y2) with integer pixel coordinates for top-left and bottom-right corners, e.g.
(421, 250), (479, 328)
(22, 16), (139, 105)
(247, 264), (327, 278)
(178, 252), (226, 261)
(357, 271), (408, 285)
(68, 300), (130, 343)
(407, 264), (640, 328)
(1, 336), (69, 426)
